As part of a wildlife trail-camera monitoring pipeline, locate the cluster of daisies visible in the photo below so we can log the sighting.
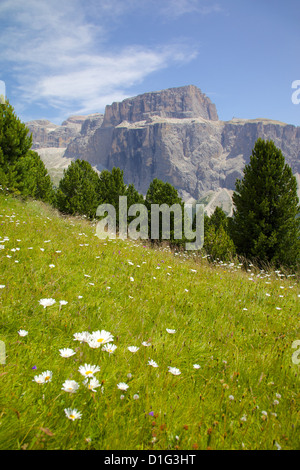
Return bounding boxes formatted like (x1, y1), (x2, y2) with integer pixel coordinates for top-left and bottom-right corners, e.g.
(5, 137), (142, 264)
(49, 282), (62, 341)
(23, 327), (201, 421)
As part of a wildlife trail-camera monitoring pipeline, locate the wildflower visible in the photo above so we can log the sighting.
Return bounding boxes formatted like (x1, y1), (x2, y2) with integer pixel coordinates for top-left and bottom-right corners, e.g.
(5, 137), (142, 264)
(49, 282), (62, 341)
(273, 400), (279, 406)
(240, 414), (247, 422)
(59, 300), (68, 306)
(73, 331), (91, 343)
(117, 382), (129, 391)
(102, 343), (117, 354)
(168, 366), (181, 376)
(166, 329), (176, 334)
(78, 364), (100, 378)
(33, 370), (52, 384)
(142, 341), (151, 347)
(128, 346), (139, 353)
(275, 393), (281, 399)
(0, 285), (5, 289)
(89, 329), (113, 345)
(130, 277), (134, 282)
(39, 298), (56, 308)
(83, 377), (101, 392)
(61, 380), (79, 393)
(59, 348), (76, 358)
(229, 395), (234, 401)
(148, 359), (159, 368)
(49, 264), (55, 268)
(64, 408), (82, 421)
(133, 394), (139, 400)
(193, 364), (201, 369)
(18, 329), (28, 337)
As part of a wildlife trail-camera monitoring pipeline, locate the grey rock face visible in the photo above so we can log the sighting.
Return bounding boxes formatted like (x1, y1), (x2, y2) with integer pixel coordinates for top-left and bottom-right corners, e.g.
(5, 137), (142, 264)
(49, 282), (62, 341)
(27, 86), (300, 213)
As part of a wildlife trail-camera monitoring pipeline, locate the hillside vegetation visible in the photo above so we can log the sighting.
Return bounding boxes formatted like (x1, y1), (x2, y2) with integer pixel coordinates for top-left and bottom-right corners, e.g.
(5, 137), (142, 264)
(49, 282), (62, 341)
(0, 191), (299, 450)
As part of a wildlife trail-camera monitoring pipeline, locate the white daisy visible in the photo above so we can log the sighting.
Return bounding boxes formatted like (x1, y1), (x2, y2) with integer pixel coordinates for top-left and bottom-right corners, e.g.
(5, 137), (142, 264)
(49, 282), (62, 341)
(61, 380), (79, 393)
(33, 370), (53, 384)
(128, 346), (139, 353)
(18, 329), (28, 337)
(78, 363), (100, 378)
(90, 330), (114, 345)
(166, 329), (176, 334)
(193, 364), (201, 369)
(142, 341), (151, 347)
(117, 382), (129, 391)
(39, 298), (56, 308)
(148, 359), (159, 368)
(83, 377), (101, 392)
(59, 300), (68, 306)
(73, 331), (91, 343)
(168, 366), (181, 376)
(64, 408), (82, 421)
(59, 348), (76, 358)
(102, 343), (117, 354)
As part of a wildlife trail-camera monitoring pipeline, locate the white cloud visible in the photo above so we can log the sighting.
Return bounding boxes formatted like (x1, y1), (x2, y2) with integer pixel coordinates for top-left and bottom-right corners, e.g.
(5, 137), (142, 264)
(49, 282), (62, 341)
(0, 0), (200, 120)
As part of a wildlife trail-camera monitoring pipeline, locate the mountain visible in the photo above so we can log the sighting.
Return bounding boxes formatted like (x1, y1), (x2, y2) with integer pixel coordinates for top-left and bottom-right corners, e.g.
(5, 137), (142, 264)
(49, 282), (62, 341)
(26, 85), (300, 214)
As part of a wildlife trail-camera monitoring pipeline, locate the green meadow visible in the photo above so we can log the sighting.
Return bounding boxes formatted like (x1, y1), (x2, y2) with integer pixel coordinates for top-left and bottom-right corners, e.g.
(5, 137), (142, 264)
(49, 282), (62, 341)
(0, 191), (299, 450)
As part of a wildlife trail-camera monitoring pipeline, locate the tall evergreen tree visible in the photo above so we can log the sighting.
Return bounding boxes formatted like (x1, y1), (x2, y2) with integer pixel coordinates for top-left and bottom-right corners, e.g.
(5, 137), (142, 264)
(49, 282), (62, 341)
(56, 159), (100, 218)
(14, 150), (54, 203)
(145, 178), (184, 245)
(0, 100), (54, 201)
(0, 100), (32, 190)
(231, 138), (300, 268)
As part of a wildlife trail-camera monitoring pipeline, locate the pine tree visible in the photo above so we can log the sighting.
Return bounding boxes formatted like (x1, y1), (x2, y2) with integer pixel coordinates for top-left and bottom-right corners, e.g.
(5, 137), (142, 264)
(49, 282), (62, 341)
(0, 100), (32, 190)
(56, 159), (100, 218)
(231, 138), (300, 268)
(145, 178), (184, 245)
(203, 207), (236, 261)
(15, 150), (54, 203)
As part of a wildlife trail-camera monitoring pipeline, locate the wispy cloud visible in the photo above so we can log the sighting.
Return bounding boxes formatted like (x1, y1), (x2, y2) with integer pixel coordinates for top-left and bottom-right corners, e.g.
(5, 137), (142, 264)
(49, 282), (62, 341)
(0, 0), (202, 121)
(159, 0), (223, 18)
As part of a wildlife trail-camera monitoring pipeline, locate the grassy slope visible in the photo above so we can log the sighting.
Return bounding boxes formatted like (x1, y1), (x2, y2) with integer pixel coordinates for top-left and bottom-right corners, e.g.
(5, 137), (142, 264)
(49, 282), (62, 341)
(0, 192), (299, 450)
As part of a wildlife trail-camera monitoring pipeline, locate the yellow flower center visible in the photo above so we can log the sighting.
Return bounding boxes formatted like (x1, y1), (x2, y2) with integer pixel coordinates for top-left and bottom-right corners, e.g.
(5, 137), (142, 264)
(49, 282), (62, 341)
(97, 338), (104, 342)
(45, 376), (50, 381)
(85, 371), (93, 375)
(70, 414), (75, 419)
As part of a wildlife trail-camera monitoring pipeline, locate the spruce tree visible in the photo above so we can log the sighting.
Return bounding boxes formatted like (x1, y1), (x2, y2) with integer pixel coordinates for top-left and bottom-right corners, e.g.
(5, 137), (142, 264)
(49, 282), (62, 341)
(0, 100), (32, 190)
(145, 178), (184, 245)
(231, 138), (300, 268)
(56, 159), (100, 218)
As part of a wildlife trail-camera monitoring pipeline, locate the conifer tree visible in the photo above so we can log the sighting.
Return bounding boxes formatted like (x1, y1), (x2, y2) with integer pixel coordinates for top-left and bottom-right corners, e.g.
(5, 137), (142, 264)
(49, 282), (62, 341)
(0, 100), (32, 190)
(0, 100), (54, 201)
(56, 159), (100, 218)
(231, 138), (300, 268)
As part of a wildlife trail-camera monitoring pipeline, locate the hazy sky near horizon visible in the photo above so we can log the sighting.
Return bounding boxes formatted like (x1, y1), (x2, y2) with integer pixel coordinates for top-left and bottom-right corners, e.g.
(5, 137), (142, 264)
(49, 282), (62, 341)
(0, 0), (299, 126)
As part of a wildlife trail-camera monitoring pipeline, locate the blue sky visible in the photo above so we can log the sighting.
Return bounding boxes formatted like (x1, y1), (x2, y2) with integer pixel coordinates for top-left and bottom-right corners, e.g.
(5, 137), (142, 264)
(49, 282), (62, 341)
(0, 0), (299, 126)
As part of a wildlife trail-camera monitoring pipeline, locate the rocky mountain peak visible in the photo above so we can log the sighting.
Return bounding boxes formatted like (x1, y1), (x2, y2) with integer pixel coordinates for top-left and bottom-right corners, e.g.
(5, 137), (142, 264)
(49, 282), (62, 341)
(101, 85), (218, 128)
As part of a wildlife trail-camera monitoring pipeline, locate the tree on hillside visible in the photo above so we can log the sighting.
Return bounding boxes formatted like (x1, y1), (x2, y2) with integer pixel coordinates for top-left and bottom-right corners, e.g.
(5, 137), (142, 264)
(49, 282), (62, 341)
(0, 100), (32, 189)
(0, 100), (54, 200)
(145, 178), (184, 246)
(55, 159), (100, 218)
(230, 138), (300, 268)
(97, 167), (145, 227)
(15, 150), (54, 203)
(203, 206), (236, 261)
